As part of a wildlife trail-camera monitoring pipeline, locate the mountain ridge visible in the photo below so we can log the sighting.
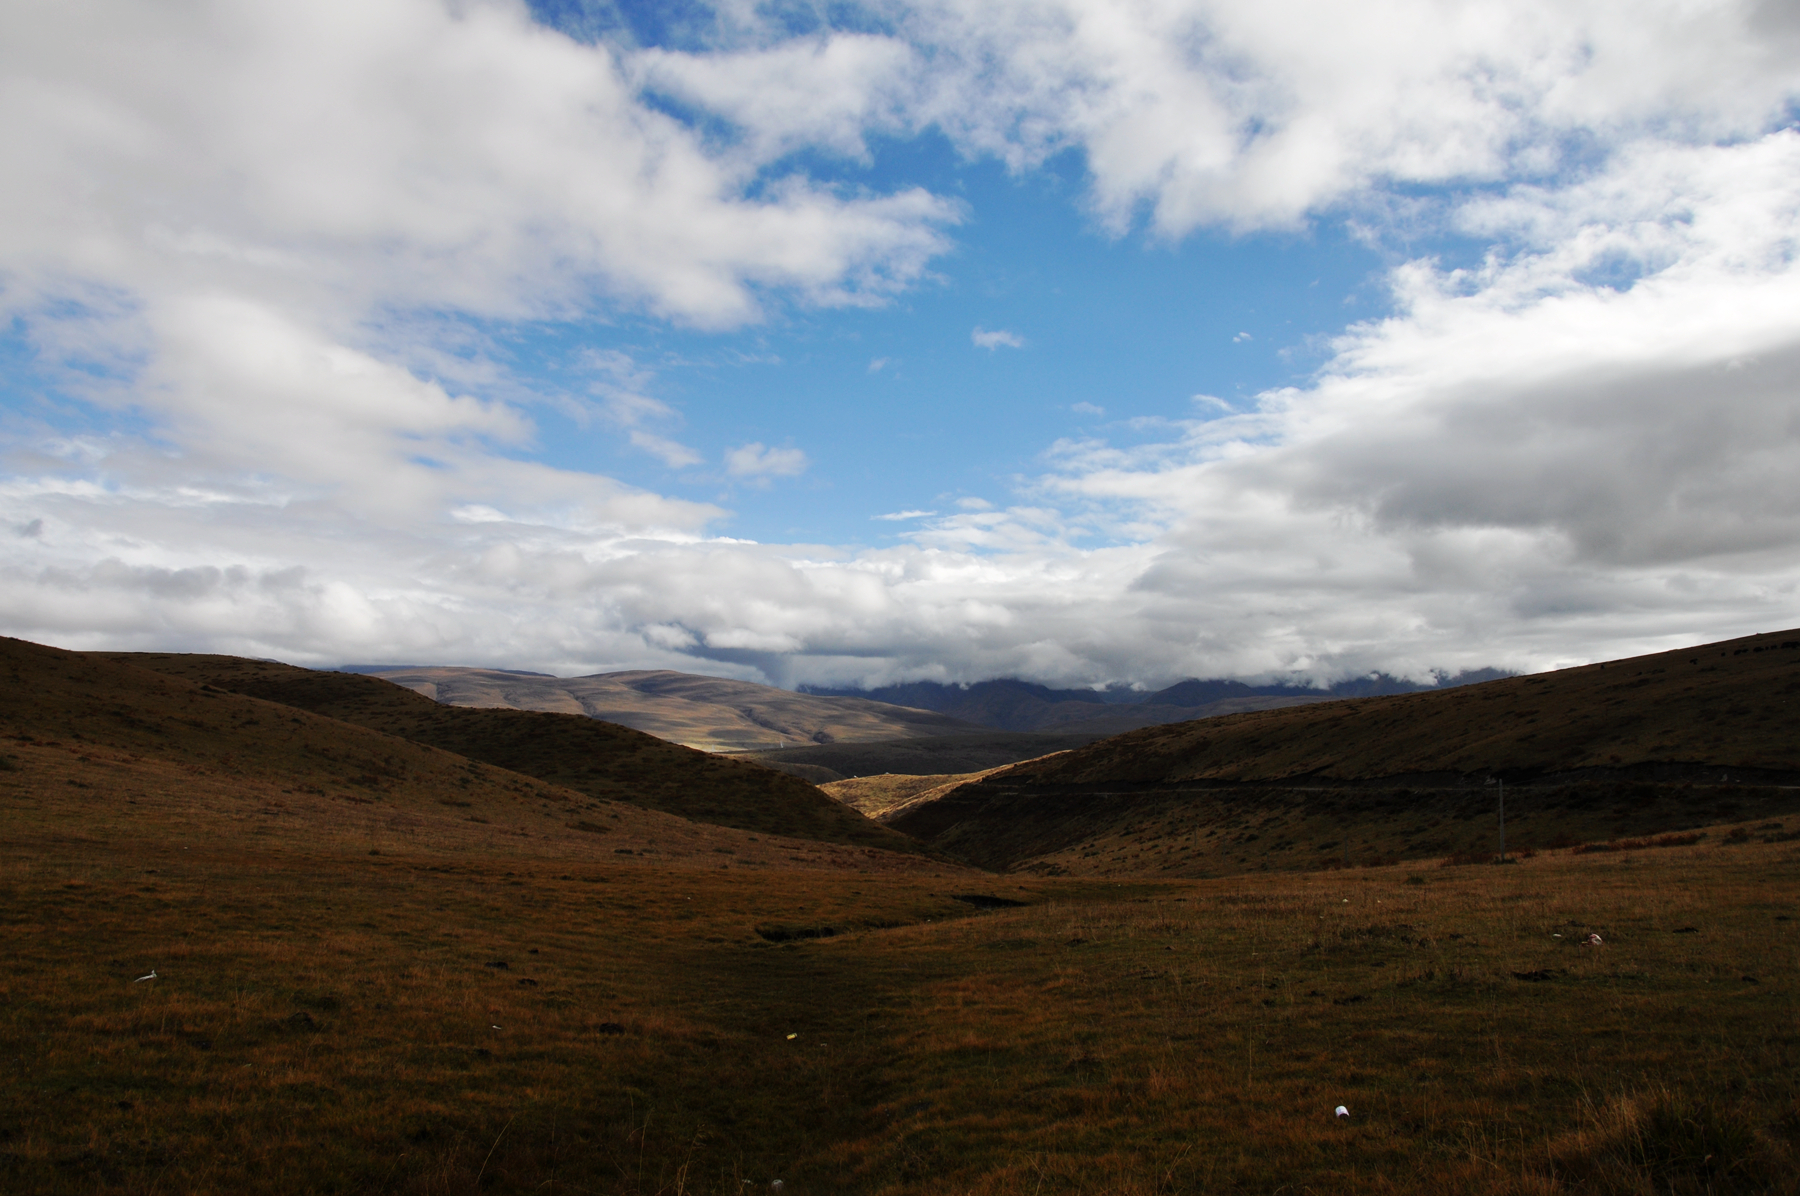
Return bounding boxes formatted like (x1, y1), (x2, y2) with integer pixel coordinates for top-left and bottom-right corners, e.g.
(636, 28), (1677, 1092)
(358, 665), (984, 750)
(803, 670), (1511, 734)
(886, 629), (1800, 874)
(96, 652), (923, 853)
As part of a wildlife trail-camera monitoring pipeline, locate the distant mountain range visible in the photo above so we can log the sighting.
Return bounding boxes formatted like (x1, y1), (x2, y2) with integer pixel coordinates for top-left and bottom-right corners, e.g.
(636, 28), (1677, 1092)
(316, 665), (1515, 754)
(800, 670), (1511, 734)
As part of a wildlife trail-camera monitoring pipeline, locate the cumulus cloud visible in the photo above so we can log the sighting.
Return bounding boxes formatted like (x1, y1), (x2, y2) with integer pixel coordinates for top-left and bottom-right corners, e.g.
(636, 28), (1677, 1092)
(0, 0), (959, 327)
(632, 33), (925, 166)
(1030, 134), (1800, 676)
(724, 442), (809, 480)
(972, 326), (1026, 350)
(0, 0), (950, 667)
(625, 1), (1799, 236)
(4, 0), (1800, 690)
(0, 0), (957, 534)
(904, 0), (1800, 234)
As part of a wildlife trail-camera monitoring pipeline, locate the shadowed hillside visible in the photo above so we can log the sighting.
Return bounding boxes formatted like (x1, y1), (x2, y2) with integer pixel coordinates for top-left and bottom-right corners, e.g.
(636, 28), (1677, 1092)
(354, 665), (983, 750)
(0, 636), (805, 866)
(892, 629), (1800, 873)
(102, 653), (922, 854)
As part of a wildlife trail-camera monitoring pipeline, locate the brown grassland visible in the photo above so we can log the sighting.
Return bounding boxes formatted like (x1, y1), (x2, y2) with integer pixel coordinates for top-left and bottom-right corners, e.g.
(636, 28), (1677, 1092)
(890, 630), (1800, 878)
(4, 635), (1800, 1193)
(8, 793), (1799, 1194)
(92, 651), (916, 854)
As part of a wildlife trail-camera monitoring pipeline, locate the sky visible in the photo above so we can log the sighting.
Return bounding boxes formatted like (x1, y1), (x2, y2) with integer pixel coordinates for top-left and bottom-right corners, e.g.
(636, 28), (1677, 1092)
(3, 0), (1799, 691)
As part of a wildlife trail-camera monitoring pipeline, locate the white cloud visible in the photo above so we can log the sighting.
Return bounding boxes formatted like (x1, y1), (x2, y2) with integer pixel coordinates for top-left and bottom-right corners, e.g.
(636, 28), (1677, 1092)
(972, 326), (1026, 350)
(868, 356), (894, 373)
(1233, 332), (1252, 343)
(1070, 402), (1105, 416)
(632, 33), (926, 166)
(0, 0), (958, 545)
(645, 2), (1797, 238)
(898, 0), (1800, 235)
(582, 350), (703, 467)
(724, 442), (809, 480)
(4, 0), (1800, 691)
(628, 431), (705, 469)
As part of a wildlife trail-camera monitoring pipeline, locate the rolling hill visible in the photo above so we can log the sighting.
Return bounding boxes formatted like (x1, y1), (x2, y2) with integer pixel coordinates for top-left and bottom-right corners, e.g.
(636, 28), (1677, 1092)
(890, 629), (1800, 874)
(95, 652), (922, 853)
(0, 635), (822, 868)
(10, 625), (1800, 1195)
(352, 665), (982, 750)
(801, 676), (1335, 734)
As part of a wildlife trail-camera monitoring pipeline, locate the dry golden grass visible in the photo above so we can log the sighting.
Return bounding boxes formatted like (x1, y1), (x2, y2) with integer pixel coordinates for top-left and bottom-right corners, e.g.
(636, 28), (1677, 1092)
(821, 766), (1012, 819)
(8, 759), (1798, 1194)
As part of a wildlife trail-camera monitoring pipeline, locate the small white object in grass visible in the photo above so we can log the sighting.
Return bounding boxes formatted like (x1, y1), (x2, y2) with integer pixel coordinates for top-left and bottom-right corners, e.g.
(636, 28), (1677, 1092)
(1336, 1105), (1349, 1118)
(771, 1182), (784, 1191)
(492, 1024), (501, 1029)
(786, 1032), (798, 1040)
(134, 970), (156, 982)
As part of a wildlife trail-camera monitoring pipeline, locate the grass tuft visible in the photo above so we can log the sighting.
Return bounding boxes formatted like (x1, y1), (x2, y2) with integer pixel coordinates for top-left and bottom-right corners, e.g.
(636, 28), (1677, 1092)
(1545, 1088), (1792, 1195)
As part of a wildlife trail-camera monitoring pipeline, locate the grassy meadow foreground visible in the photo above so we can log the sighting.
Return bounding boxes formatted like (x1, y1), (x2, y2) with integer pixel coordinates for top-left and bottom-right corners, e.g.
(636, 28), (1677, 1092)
(7, 798), (1799, 1193)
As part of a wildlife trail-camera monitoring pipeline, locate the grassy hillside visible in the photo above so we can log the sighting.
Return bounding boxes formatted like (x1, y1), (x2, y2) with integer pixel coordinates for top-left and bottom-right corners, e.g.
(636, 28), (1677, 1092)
(362, 665), (983, 751)
(892, 629), (1800, 873)
(7, 766), (1799, 1193)
(987, 629), (1800, 785)
(103, 652), (922, 854)
(2, 636), (939, 871)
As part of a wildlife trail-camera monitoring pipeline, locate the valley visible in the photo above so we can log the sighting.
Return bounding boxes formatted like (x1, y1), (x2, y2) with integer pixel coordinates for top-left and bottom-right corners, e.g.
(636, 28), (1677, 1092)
(3, 631), (1798, 1193)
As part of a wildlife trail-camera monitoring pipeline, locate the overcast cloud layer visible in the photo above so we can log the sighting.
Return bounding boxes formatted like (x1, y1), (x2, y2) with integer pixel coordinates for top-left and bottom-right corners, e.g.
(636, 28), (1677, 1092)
(4, 0), (1799, 688)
